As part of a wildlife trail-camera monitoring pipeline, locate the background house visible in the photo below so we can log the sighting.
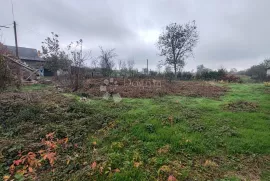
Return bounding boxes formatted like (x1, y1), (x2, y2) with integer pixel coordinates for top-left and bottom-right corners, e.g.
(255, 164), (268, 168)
(5, 45), (53, 76)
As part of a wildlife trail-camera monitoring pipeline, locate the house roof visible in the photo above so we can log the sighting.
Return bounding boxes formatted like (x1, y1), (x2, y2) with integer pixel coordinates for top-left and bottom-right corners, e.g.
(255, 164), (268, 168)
(5, 45), (44, 61)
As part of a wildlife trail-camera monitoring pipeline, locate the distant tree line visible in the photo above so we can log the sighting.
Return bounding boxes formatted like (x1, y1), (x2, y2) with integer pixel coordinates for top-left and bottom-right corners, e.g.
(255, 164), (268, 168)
(240, 59), (270, 81)
(40, 20), (269, 93)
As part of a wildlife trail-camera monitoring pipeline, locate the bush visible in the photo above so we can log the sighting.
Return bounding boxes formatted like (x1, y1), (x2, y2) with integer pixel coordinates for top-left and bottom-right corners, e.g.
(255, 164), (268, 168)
(0, 44), (16, 90)
(221, 74), (240, 83)
(165, 72), (174, 82)
(264, 82), (270, 87)
(196, 69), (226, 81)
(238, 75), (256, 83)
(177, 71), (193, 80)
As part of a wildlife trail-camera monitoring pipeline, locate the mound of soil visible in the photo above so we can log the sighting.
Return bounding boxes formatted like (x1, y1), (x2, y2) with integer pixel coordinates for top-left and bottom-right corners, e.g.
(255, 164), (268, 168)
(82, 78), (228, 98)
(224, 100), (259, 112)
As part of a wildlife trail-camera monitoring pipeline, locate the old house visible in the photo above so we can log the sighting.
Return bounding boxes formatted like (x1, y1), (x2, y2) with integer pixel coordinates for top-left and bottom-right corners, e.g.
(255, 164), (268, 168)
(6, 46), (44, 68)
(5, 45), (53, 76)
(267, 66), (270, 77)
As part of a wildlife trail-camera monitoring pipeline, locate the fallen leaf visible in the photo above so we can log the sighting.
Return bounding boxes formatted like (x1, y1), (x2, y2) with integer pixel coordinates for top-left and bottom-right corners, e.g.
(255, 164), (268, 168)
(158, 165), (171, 175)
(13, 159), (22, 166)
(46, 132), (55, 140)
(158, 145), (170, 154)
(3, 175), (10, 181)
(99, 166), (104, 173)
(168, 175), (177, 181)
(203, 160), (218, 167)
(64, 137), (68, 144)
(113, 168), (120, 173)
(28, 167), (33, 173)
(133, 162), (142, 168)
(43, 152), (56, 166)
(91, 161), (97, 169)
(38, 150), (45, 154)
(27, 152), (36, 160)
(17, 151), (22, 157)
(9, 164), (15, 174)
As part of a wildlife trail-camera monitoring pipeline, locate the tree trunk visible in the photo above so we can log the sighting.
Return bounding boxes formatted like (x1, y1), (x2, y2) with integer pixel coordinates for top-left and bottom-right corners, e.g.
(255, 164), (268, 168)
(174, 63), (177, 78)
(73, 73), (79, 92)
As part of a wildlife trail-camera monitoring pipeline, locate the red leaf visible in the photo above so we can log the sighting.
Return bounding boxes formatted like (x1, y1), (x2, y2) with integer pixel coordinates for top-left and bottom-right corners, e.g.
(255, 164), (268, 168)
(27, 152), (36, 160)
(91, 161), (97, 169)
(28, 167), (33, 173)
(46, 132), (55, 140)
(168, 175), (177, 181)
(44, 152), (56, 166)
(13, 159), (22, 166)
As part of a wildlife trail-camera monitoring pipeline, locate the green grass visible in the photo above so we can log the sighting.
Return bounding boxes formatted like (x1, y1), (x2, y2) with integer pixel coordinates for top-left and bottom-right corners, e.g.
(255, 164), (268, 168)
(4, 83), (50, 92)
(21, 84), (50, 91)
(1, 83), (269, 180)
(79, 83), (270, 180)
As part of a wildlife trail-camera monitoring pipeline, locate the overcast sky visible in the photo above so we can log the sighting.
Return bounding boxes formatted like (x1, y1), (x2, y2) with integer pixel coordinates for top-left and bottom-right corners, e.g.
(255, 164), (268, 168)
(0, 0), (269, 71)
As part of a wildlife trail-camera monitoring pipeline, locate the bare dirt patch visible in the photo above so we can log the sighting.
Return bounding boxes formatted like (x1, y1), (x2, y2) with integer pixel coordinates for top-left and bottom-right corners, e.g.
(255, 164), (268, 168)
(82, 78), (228, 98)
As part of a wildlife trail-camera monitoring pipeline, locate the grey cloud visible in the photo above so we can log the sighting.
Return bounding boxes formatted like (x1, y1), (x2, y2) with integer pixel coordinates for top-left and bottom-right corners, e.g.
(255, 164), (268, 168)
(0, 0), (269, 71)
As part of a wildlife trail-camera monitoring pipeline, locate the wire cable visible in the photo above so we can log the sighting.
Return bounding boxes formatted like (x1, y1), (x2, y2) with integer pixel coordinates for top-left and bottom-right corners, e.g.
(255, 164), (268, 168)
(16, 24), (48, 37)
(10, 0), (15, 21)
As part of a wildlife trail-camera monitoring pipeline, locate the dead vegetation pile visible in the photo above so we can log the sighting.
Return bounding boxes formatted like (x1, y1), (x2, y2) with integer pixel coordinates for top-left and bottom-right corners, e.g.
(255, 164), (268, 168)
(82, 78), (228, 98)
(224, 100), (259, 112)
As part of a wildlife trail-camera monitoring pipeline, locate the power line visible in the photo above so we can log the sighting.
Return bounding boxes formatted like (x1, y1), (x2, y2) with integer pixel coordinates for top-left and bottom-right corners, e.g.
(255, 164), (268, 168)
(10, 0), (15, 21)
(0, 23), (12, 28)
(16, 24), (48, 37)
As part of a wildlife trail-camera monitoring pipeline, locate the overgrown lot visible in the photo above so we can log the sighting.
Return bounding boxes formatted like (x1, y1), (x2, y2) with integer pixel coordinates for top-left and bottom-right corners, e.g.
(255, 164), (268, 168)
(0, 83), (270, 181)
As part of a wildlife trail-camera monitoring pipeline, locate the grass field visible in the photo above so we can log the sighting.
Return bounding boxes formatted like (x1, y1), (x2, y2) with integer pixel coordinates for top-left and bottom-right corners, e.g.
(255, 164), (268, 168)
(1, 83), (270, 180)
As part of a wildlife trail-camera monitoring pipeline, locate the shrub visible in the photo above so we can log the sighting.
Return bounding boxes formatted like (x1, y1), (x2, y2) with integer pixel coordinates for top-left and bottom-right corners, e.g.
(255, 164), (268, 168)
(165, 72), (174, 82)
(264, 82), (270, 87)
(177, 72), (193, 80)
(224, 101), (258, 112)
(0, 43), (16, 90)
(221, 74), (240, 83)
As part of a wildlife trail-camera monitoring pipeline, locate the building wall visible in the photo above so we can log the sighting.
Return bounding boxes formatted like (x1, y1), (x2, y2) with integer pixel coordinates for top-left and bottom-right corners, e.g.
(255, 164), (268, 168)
(22, 59), (44, 69)
(267, 69), (270, 76)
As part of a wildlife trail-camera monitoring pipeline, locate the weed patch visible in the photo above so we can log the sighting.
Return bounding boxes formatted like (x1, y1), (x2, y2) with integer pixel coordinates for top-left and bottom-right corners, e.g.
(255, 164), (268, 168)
(1, 83), (269, 180)
(224, 100), (259, 112)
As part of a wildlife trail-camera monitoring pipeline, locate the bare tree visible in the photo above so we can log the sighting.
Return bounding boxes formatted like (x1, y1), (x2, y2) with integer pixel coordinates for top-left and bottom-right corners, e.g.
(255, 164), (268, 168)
(127, 59), (135, 71)
(121, 60), (127, 70)
(98, 46), (117, 76)
(91, 57), (99, 68)
(156, 61), (163, 74)
(118, 59), (123, 70)
(264, 58), (270, 67)
(67, 39), (91, 91)
(157, 21), (199, 77)
(229, 68), (237, 74)
(165, 65), (172, 73)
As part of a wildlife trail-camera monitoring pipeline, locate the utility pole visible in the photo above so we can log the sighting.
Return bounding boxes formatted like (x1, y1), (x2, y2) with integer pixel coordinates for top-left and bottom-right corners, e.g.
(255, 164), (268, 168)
(13, 21), (19, 57)
(147, 59), (148, 75)
(13, 20), (21, 85)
